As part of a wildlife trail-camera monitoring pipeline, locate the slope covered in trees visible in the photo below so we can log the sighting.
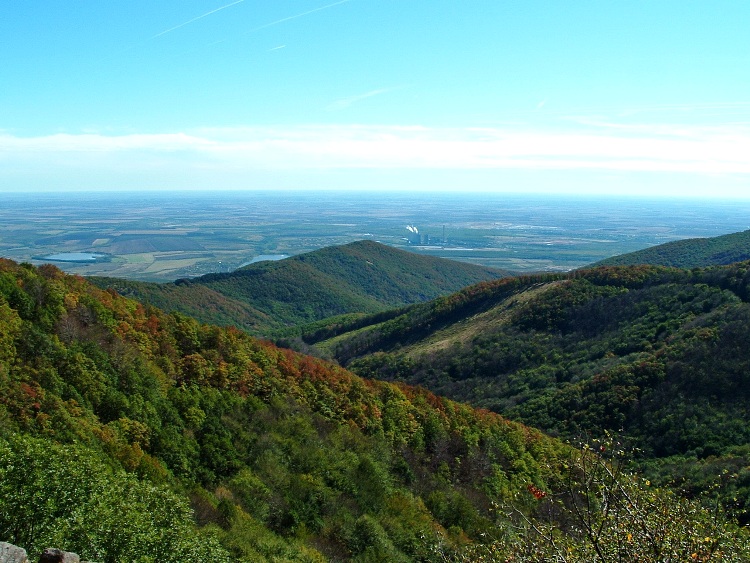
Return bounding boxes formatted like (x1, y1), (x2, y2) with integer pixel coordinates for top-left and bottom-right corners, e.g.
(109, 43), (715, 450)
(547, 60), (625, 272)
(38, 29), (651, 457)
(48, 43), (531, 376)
(592, 229), (750, 268)
(91, 240), (508, 335)
(0, 258), (557, 560)
(3, 259), (749, 560)
(312, 262), (750, 520)
(87, 277), (278, 334)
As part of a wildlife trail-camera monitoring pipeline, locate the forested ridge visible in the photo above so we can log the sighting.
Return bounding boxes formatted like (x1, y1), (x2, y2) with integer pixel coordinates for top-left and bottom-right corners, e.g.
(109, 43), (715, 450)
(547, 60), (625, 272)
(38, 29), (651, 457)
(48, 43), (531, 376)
(3, 257), (750, 561)
(90, 240), (507, 335)
(592, 228), (750, 268)
(312, 261), (750, 523)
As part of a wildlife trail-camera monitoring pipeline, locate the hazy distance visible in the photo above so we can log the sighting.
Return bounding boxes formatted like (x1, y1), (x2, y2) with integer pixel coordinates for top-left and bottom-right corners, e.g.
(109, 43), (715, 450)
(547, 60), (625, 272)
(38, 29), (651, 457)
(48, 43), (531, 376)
(2, 191), (748, 282)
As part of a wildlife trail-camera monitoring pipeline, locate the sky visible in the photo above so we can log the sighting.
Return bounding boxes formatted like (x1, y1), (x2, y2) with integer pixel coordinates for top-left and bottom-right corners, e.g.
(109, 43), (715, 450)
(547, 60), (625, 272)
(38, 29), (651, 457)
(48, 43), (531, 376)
(1, 0), (749, 197)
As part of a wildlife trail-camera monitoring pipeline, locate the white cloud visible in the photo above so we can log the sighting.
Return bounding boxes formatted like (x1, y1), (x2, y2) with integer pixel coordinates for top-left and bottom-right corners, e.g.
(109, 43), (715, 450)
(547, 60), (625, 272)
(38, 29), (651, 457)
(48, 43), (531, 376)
(1, 122), (749, 192)
(0, 132), (215, 153)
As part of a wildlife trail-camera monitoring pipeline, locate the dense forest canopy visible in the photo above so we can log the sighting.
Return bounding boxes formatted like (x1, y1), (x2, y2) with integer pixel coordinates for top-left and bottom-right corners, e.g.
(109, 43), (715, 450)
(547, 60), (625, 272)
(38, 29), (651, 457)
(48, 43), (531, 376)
(306, 262), (750, 522)
(592, 229), (750, 269)
(3, 257), (750, 560)
(0, 258), (553, 560)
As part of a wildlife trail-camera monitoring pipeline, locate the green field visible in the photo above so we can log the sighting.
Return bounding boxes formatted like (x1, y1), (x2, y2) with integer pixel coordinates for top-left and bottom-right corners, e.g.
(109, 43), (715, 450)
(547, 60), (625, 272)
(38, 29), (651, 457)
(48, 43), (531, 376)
(2, 191), (749, 281)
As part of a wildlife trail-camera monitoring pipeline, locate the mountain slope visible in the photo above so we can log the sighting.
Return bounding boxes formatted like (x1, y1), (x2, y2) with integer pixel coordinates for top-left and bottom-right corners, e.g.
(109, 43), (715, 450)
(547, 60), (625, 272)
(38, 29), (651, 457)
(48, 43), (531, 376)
(87, 277), (278, 333)
(315, 263), (750, 519)
(196, 240), (509, 322)
(592, 229), (750, 268)
(92, 240), (508, 334)
(2, 259), (748, 560)
(0, 258), (556, 560)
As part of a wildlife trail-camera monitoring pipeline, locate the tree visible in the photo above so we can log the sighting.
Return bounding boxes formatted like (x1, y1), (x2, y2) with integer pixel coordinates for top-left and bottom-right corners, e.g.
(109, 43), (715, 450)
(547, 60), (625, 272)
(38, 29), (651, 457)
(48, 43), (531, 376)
(0, 434), (230, 562)
(460, 435), (750, 562)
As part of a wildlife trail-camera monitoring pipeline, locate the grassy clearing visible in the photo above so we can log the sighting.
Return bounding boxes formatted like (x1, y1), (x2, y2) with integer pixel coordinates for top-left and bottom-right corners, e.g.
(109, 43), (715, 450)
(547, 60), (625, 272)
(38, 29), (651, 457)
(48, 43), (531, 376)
(406, 281), (563, 356)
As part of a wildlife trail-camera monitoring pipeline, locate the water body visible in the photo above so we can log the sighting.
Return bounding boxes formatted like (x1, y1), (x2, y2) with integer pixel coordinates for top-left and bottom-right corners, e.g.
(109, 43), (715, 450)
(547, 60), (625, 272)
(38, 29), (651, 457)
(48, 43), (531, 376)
(42, 252), (106, 263)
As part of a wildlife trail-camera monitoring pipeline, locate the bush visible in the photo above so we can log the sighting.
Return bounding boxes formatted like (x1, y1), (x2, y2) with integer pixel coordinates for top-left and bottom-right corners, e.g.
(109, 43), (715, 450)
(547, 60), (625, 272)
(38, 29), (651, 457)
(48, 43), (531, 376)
(460, 435), (750, 562)
(0, 434), (230, 562)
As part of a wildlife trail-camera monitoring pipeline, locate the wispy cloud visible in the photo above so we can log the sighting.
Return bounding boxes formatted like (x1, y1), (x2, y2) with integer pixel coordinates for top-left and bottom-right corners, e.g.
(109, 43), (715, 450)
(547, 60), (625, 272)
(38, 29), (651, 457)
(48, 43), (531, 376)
(152, 0), (246, 39)
(106, 0), (350, 63)
(209, 0), (351, 47)
(618, 101), (750, 118)
(562, 101), (750, 127)
(327, 86), (406, 111)
(102, 0), (248, 61)
(247, 0), (350, 34)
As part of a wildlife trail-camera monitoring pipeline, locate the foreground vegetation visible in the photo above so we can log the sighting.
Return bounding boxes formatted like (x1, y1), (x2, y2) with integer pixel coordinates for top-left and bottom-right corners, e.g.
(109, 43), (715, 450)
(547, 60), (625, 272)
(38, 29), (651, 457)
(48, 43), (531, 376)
(0, 258), (548, 560)
(2, 259), (749, 561)
(461, 435), (750, 562)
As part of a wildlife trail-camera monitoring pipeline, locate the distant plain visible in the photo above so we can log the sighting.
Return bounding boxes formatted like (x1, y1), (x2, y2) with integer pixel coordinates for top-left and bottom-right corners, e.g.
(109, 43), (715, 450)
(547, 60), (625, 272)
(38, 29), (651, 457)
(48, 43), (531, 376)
(2, 191), (749, 282)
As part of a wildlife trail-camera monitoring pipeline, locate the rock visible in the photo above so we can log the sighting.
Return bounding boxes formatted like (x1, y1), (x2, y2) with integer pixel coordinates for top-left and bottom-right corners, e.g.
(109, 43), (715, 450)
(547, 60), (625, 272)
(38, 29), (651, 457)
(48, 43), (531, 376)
(0, 542), (28, 563)
(37, 549), (79, 563)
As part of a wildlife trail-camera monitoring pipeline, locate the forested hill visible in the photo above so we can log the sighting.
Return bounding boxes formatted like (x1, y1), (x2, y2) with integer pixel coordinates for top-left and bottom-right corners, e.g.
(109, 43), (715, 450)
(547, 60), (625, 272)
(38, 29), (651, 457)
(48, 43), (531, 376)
(91, 240), (508, 335)
(312, 262), (750, 518)
(0, 258), (555, 560)
(2, 260), (749, 560)
(592, 228), (750, 268)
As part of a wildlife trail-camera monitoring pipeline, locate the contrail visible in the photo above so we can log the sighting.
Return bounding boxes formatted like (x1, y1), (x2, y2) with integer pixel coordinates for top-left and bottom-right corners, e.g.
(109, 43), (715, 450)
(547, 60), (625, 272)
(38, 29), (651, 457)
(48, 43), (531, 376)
(209, 0), (351, 44)
(328, 86), (406, 111)
(103, 0), (349, 63)
(152, 0), (246, 39)
(250, 0), (350, 32)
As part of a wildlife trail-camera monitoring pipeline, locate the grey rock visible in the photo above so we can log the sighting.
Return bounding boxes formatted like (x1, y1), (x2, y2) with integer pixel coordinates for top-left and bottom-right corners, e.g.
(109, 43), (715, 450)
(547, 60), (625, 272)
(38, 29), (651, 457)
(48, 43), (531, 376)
(0, 542), (28, 563)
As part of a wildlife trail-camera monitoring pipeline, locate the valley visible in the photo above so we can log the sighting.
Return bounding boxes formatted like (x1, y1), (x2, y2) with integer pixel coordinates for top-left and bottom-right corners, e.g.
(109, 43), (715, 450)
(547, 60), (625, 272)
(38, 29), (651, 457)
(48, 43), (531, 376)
(4, 199), (750, 560)
(3, 191), (750, 281)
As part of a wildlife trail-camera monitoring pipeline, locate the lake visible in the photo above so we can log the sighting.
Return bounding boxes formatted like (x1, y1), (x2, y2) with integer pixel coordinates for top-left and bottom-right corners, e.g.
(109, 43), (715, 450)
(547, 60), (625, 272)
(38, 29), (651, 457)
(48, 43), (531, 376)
(42, 252), (107, 263)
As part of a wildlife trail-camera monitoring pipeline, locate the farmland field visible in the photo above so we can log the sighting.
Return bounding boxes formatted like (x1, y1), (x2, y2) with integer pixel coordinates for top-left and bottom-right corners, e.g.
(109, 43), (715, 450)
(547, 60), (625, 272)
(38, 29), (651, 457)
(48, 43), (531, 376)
(1, 190), (749, 281)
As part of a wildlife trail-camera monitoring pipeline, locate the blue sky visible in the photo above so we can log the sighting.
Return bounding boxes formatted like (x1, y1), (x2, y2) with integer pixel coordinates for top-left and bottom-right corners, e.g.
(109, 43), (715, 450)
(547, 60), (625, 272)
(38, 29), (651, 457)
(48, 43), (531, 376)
(1, 0), (749, 196)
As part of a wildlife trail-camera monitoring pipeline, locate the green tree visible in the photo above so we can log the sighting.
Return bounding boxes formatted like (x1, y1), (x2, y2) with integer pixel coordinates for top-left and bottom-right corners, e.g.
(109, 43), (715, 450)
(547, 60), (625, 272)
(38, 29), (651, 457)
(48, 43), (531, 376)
(462, 436), (750, 562)
(0, 434), (230, 562)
